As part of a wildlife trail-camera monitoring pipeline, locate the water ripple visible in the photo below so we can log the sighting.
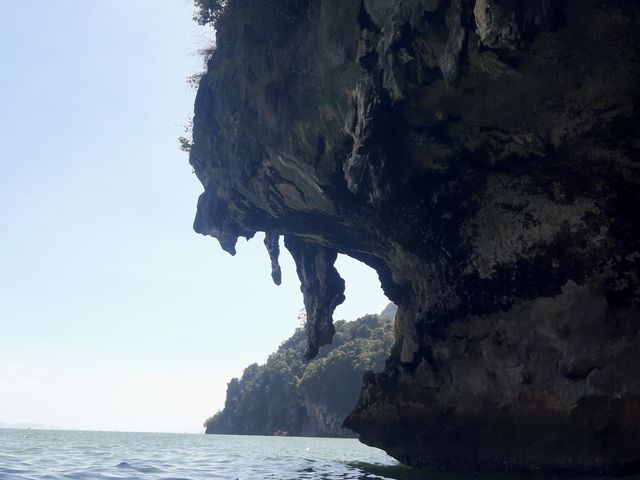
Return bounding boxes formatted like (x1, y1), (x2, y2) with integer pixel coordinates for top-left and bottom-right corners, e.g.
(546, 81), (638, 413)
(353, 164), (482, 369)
(0, 429), (401, 479)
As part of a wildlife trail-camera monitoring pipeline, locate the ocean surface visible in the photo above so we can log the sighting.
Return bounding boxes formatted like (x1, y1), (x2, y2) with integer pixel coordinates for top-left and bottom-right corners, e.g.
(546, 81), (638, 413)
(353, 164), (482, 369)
(2, 428), (637, 480)
(0, 428), (417, 480)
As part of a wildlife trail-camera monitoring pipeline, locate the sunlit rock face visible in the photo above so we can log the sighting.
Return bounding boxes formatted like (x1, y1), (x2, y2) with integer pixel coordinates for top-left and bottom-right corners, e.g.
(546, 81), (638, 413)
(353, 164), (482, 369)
(189, 0), (640, 474)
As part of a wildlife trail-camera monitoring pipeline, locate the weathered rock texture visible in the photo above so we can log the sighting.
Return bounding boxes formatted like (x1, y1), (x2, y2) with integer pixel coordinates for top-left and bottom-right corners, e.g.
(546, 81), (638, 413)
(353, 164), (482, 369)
(189, 0), (640, 474)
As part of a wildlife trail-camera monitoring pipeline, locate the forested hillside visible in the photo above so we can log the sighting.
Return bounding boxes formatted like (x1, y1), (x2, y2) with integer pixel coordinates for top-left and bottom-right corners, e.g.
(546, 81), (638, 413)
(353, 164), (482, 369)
(205, 311), (394, 437)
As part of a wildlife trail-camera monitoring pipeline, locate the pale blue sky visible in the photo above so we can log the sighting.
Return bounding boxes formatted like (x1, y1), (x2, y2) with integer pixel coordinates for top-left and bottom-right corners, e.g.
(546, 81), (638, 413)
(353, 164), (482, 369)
(0, 1), (388, 433)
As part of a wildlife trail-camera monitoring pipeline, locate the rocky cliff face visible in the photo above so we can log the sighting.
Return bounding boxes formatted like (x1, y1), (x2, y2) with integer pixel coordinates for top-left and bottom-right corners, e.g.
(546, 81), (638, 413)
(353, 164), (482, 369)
(190, 0), (640, 474)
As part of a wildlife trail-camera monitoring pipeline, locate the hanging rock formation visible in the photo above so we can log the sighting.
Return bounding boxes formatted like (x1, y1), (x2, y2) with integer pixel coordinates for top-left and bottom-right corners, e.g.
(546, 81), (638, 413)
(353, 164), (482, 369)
(189, 0), (640, 474)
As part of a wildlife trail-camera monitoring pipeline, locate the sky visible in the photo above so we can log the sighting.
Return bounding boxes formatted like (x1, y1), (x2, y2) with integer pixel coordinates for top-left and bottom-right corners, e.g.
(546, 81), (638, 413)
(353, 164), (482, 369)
(0, 1), (389, 433)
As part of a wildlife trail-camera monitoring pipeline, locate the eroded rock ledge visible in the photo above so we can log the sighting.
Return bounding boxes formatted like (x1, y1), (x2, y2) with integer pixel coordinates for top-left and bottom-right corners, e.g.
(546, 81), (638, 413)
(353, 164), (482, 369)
(189, 0), (640, 474)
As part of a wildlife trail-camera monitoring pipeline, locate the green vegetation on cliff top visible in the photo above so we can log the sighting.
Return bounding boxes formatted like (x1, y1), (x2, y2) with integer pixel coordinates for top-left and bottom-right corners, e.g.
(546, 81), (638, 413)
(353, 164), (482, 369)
(205, 310), (395, 437)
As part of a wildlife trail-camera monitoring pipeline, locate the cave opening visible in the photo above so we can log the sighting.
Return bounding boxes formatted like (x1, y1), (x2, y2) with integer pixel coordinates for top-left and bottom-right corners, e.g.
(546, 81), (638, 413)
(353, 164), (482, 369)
(333, 254), (391, 323)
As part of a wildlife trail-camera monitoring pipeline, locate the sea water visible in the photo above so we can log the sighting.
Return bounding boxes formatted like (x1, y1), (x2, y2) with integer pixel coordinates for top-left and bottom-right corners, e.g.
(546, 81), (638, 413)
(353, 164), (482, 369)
(1, 428), (634, 480)
(0, 428), (414, 479)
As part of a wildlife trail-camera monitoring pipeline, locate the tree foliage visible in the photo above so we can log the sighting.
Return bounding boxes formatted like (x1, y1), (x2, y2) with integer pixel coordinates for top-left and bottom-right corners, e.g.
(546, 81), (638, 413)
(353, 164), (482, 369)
(193, 0), (227, 26)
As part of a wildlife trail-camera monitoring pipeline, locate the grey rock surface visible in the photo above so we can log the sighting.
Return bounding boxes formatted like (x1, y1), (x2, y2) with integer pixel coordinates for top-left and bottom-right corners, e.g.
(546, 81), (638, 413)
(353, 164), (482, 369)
(190, 0), (640, 474)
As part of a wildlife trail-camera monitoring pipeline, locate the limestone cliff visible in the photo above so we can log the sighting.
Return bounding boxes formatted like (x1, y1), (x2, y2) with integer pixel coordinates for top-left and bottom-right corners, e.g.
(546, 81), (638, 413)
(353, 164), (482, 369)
(189, 0), (640, 474)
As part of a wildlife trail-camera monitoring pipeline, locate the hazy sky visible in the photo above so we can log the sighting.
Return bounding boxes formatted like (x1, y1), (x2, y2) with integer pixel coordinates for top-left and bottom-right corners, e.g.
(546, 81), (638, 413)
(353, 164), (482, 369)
(0, 2), (388, 433)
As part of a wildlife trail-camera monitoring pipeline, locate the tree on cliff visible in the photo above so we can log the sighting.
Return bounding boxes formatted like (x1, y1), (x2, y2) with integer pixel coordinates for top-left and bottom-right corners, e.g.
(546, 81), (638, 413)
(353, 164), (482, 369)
(193, 0), (226, 26)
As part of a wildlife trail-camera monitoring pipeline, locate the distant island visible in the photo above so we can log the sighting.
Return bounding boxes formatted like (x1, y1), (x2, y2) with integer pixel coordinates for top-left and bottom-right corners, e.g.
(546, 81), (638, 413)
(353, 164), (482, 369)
(205, 305), (396, 437)
(0, 422), (62, 430)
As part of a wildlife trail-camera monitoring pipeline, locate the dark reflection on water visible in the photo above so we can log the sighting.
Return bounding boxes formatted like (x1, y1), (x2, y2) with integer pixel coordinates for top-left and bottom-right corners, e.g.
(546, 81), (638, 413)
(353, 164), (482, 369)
(353, 462), (640, 480)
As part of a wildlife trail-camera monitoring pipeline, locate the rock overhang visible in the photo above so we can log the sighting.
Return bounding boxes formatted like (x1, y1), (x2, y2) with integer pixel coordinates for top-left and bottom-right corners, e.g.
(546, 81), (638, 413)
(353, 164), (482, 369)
(189, 0), (640, 473)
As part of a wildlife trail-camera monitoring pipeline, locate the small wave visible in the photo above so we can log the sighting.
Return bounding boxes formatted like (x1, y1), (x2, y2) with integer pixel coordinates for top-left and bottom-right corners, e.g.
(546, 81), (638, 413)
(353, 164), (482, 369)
(115, 461), (162, 473)
(0, 467), (31, 474)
